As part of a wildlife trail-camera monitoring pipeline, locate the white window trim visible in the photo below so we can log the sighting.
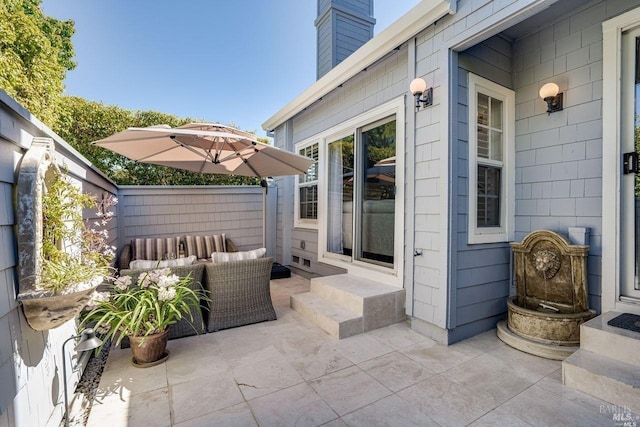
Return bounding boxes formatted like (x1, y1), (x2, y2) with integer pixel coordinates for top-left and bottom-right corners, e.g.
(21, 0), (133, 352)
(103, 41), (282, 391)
(314, 97), (405, 287)
(602, 7), (640, 314)
(467, 73), (515, 244)
(293, 140), (320, 229)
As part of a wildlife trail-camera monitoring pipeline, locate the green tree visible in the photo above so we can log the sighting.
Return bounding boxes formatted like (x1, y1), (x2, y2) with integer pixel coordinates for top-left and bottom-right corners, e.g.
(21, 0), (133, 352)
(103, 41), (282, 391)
(0, 3), (261, 186)
(54, 96), (260, 185)
(0, 0), (75, 126)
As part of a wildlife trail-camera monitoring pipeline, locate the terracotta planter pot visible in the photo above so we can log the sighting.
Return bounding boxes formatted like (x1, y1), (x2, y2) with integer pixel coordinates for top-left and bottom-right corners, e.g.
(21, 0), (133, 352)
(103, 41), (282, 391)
(18, 285), (99, 331)
(129, 330), (169, 364)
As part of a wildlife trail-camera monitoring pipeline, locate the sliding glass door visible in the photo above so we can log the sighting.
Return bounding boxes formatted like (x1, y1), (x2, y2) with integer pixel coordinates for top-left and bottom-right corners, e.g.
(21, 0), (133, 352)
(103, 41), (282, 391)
(327, 135), (354, 257)
(326, 116), (396, 267)
(358, 119), (396, 266)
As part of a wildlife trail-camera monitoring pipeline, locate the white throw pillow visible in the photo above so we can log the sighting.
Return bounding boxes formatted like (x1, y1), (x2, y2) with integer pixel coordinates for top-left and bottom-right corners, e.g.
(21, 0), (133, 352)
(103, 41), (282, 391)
(211, 248), (266, 263)
(130, 255), (196, 270)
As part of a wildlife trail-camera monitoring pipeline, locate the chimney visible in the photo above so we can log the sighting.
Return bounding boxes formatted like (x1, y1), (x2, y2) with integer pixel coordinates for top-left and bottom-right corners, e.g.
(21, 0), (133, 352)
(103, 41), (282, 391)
(315, 0), (375, 80)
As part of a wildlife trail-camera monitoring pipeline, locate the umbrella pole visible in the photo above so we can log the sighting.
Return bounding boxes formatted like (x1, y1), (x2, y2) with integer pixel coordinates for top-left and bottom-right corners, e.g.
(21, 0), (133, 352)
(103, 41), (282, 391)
(260, 179), (267, 249)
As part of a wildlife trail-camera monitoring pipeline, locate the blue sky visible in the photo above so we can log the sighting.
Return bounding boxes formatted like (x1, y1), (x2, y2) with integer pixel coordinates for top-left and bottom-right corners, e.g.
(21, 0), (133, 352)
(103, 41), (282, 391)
(40, 0), (420, 138)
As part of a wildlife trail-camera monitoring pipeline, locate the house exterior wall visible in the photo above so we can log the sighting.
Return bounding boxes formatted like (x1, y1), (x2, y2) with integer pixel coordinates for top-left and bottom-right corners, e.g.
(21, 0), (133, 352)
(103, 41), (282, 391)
(411, 22), (448, 339)
(509, 0), (635, 313)
(449, 35), (514, 343)
(420, 0), (636, 342)
(0, 90), (117, 427)
(274, 44), (410, 280)
(409, 0), (532, 341)
(116, 186), (264, 253)
(268, 0), (640, 344)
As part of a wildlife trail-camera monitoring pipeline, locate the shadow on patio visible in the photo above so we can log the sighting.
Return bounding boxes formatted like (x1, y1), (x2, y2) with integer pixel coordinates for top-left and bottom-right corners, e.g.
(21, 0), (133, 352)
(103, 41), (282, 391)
(86, 275), (625, 427)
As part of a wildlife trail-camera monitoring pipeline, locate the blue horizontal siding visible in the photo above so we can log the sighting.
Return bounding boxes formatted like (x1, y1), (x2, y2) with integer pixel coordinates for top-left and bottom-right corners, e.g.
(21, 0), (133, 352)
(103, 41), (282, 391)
(450, 36), (514, 340)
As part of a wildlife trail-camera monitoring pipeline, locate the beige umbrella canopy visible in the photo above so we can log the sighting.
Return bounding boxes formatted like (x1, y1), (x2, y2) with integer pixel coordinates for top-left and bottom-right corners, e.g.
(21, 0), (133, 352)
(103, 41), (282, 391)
(92, 123), (313, 178)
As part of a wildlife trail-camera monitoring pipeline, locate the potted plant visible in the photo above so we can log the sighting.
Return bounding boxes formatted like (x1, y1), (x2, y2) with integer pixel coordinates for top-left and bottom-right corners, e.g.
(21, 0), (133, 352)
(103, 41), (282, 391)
(17, 168), (118, 331)
(82, 267), (207, 366)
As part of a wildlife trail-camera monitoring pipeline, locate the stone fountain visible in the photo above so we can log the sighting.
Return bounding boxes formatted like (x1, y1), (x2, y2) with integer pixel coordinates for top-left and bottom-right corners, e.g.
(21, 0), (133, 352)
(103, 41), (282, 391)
(497, 230), (596, 360)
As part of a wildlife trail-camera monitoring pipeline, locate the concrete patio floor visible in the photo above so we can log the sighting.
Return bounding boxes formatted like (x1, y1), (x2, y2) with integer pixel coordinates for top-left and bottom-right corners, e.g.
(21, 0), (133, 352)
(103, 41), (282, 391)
(86, 274), (634, 427)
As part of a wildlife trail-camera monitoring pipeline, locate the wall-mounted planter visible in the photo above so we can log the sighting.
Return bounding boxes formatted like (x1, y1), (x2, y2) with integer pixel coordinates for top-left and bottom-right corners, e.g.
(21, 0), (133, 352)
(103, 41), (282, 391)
(15, 138), (98, 331)
(18, 285), (98, 331)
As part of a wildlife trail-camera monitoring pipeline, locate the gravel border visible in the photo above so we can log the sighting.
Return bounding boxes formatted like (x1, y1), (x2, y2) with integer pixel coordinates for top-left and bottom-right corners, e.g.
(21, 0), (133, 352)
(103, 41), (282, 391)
(62, 341), (111, 427)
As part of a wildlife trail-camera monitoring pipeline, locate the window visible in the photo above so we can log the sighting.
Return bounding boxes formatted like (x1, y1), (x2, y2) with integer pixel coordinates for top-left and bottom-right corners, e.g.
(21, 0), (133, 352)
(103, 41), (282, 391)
(468, 74), (515, 244)
(295, 142), (319, 227)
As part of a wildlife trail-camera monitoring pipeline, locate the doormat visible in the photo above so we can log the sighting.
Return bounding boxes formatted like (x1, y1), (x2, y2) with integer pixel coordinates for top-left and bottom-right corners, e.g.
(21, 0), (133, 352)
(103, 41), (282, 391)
(607, 313), (640, 333)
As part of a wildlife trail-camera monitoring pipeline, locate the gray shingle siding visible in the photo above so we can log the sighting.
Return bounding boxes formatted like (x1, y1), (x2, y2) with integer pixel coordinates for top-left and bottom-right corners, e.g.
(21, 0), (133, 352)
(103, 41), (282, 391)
(509, 0), (633, 313)
(448, 35), (514, 342)
(0, 90), (118, 426)
(117, 186), (263, 252)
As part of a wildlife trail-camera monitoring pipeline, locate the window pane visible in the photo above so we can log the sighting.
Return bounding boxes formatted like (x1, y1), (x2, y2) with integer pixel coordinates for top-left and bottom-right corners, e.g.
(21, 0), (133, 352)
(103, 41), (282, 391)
(299, 143), (319, 184)
(477, 126), (489, 158)
(327, 136), (354, 255)
(477, 93), (489, 125)
(299, 186), (318, 219)
(359, 120), (395, 265)
(491, 98), (503, 130)
(491, 130), (503, 161)
(477, 165), (501, 227)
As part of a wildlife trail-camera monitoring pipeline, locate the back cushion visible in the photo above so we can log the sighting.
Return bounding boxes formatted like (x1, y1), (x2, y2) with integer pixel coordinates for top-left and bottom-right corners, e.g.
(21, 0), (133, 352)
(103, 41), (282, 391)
(132, 237), (180, 261)
(211, 247), (266, 263)
(184, 234), (226, 259)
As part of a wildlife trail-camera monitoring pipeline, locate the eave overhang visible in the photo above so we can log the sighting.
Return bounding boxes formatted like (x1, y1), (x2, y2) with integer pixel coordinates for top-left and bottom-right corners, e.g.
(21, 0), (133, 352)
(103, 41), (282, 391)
(262, 0), (456, 131)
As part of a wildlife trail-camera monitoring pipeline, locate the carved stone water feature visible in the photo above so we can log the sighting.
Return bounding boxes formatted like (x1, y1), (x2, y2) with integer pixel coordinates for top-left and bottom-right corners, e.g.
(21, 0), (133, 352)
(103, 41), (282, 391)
(497, 230), (596, 360)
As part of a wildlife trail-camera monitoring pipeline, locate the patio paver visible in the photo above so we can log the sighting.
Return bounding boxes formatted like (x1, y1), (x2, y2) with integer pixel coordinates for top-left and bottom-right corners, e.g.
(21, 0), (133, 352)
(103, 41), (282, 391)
(86, 274), (631, 426)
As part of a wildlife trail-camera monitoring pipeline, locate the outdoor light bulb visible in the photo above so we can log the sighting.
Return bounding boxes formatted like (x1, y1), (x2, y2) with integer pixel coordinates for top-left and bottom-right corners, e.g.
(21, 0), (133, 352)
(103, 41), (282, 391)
(410, 78), (427, 95)
(539, 82), (559, 100)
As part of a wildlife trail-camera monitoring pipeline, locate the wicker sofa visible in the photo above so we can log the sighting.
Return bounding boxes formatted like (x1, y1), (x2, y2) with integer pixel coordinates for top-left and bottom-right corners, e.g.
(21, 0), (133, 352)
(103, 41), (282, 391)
(118, 254), (276, 341)
(118, 234), (238, 270)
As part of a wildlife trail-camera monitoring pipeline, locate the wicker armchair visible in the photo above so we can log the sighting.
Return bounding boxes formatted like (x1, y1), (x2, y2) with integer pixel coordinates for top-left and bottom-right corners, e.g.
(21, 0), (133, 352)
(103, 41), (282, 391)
(204, 257), (276, 332)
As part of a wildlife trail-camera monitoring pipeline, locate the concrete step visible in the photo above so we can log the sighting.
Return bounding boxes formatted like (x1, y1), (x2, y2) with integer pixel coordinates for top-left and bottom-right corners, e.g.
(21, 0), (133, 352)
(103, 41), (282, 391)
(292, 274), (406, 339)
(580, 311), (640, 366)
(310, 274), (405, 325)
(563, 349), (640, 414)
(290, 292), (363, 339)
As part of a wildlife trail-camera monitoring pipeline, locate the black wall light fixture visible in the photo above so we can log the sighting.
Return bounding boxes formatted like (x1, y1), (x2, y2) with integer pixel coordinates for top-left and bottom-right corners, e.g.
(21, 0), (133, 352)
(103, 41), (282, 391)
(409, 77), (433, 110)
(539, 82), (563, 115)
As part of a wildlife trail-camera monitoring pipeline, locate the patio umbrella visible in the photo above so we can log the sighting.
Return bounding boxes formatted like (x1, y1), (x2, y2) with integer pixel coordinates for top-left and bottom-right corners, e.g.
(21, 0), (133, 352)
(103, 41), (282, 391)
(93, 123), (313, 248)
(92, 123), (313, 178)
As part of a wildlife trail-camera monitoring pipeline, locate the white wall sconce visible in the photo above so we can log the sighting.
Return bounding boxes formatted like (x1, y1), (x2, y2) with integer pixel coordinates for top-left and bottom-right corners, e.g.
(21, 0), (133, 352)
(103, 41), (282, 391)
(410, 77), (433, 110)
(539, 82), (563, 115)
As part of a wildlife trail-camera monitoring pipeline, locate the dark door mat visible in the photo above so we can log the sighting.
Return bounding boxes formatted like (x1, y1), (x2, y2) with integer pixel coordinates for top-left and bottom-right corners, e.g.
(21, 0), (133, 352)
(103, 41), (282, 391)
(607, 313), (640, 333)
(271, 263), (291, 279)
